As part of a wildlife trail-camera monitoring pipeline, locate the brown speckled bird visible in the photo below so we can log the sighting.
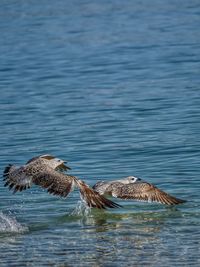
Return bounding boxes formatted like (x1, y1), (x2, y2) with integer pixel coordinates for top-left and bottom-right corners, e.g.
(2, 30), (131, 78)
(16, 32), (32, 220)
(93, 176), (186, 205)
(3, 155), (120, 209)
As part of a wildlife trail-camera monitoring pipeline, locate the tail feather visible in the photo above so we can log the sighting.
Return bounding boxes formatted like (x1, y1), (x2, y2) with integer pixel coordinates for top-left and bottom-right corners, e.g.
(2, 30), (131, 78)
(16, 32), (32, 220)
(76, 180), (121, 209)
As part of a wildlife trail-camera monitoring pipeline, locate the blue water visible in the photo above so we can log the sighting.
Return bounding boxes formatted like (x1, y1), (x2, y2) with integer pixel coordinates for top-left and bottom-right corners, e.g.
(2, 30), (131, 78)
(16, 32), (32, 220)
(0, 0), (200, 266)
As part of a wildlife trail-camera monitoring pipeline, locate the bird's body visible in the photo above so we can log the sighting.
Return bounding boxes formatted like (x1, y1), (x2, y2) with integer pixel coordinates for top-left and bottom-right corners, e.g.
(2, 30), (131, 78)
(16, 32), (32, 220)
(93, 176), (186, 205)
(3, 155), (120, 209)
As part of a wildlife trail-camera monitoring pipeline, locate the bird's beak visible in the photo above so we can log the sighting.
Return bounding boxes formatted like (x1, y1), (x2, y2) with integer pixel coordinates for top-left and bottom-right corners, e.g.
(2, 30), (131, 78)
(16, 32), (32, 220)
(59, 162), (71, 171)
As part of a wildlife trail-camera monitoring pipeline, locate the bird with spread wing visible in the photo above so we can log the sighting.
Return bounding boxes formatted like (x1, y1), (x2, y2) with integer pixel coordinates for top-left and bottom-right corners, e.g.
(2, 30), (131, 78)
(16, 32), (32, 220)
(3, 155), (120, 209)
(93, 176), (186, 205)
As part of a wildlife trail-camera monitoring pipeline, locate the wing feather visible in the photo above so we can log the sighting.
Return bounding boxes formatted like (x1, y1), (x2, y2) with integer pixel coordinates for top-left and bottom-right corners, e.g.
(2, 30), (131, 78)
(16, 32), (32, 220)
(3, 164), (32, 192)
(111, 182), (186, 205)
(32, 171), (75, 198)
(3, 163), (74, 197)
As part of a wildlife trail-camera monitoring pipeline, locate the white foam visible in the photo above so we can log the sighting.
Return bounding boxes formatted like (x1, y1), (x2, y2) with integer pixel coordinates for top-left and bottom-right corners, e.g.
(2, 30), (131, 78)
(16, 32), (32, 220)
(0, 212), (28, 233)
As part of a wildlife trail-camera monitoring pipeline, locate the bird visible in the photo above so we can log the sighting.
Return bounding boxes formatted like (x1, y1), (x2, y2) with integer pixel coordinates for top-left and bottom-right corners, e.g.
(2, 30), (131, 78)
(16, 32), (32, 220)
(93, 176), (186, 205)
(3, 154), (120, 209)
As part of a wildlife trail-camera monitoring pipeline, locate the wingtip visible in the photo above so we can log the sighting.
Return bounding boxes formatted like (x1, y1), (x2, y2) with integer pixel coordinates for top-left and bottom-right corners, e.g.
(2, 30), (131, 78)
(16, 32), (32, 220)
(101, 196), (122, 209)
(161, 194), (187, 206)
(172, 198), (187, 205)
(3, 164), (13, 177)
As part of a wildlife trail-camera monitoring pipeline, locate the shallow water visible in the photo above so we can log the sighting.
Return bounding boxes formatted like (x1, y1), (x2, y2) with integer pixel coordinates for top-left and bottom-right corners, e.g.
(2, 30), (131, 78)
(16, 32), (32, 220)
(0, 0), (200, 266)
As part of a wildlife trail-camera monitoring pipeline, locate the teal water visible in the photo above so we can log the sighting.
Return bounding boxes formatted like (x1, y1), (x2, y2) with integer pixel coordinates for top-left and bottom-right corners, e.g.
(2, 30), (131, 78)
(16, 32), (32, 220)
(0, 0), (200, 266)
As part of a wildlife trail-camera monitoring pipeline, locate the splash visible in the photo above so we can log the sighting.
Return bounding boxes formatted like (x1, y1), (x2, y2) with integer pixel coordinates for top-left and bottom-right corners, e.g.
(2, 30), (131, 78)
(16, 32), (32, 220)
(0, 212), (28, 234)
(70, 201), (92, 217)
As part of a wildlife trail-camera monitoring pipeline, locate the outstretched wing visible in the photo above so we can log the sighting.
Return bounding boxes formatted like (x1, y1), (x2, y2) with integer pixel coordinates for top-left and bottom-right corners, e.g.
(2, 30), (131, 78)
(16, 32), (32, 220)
(75, 179), (121, 209)
(3, 164), (74, 197)
(110, 181), (186, 205)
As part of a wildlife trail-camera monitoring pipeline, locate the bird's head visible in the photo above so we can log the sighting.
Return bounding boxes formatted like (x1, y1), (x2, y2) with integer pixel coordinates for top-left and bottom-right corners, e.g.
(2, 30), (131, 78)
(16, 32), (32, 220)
(118, 176), (141, 184)
(26, 154), (71, 171)
(39, 155), (71, 171)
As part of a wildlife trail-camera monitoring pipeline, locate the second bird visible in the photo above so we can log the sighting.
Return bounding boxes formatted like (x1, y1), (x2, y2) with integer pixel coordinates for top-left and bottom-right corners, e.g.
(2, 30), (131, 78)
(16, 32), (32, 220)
(93, 176), (186, 205)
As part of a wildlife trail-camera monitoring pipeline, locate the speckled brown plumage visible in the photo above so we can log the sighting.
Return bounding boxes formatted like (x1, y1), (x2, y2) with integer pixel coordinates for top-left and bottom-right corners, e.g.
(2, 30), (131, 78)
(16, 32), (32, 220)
(3, 155), (120, 209)
(93, 176), (186, 205)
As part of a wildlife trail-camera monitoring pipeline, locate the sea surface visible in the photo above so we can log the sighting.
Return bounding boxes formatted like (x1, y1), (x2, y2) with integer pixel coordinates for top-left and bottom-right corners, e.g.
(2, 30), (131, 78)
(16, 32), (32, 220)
(0, 0), (200, 266)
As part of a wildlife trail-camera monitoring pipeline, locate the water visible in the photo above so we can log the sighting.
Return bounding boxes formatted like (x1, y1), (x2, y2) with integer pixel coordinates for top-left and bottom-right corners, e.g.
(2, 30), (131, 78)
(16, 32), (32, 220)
(0, 0), (200, 266)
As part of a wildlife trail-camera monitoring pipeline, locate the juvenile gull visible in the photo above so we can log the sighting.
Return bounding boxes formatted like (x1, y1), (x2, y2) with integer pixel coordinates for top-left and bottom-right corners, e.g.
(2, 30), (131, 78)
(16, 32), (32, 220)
(93, 176), (186, 205)
(3, 155), (120, 209)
